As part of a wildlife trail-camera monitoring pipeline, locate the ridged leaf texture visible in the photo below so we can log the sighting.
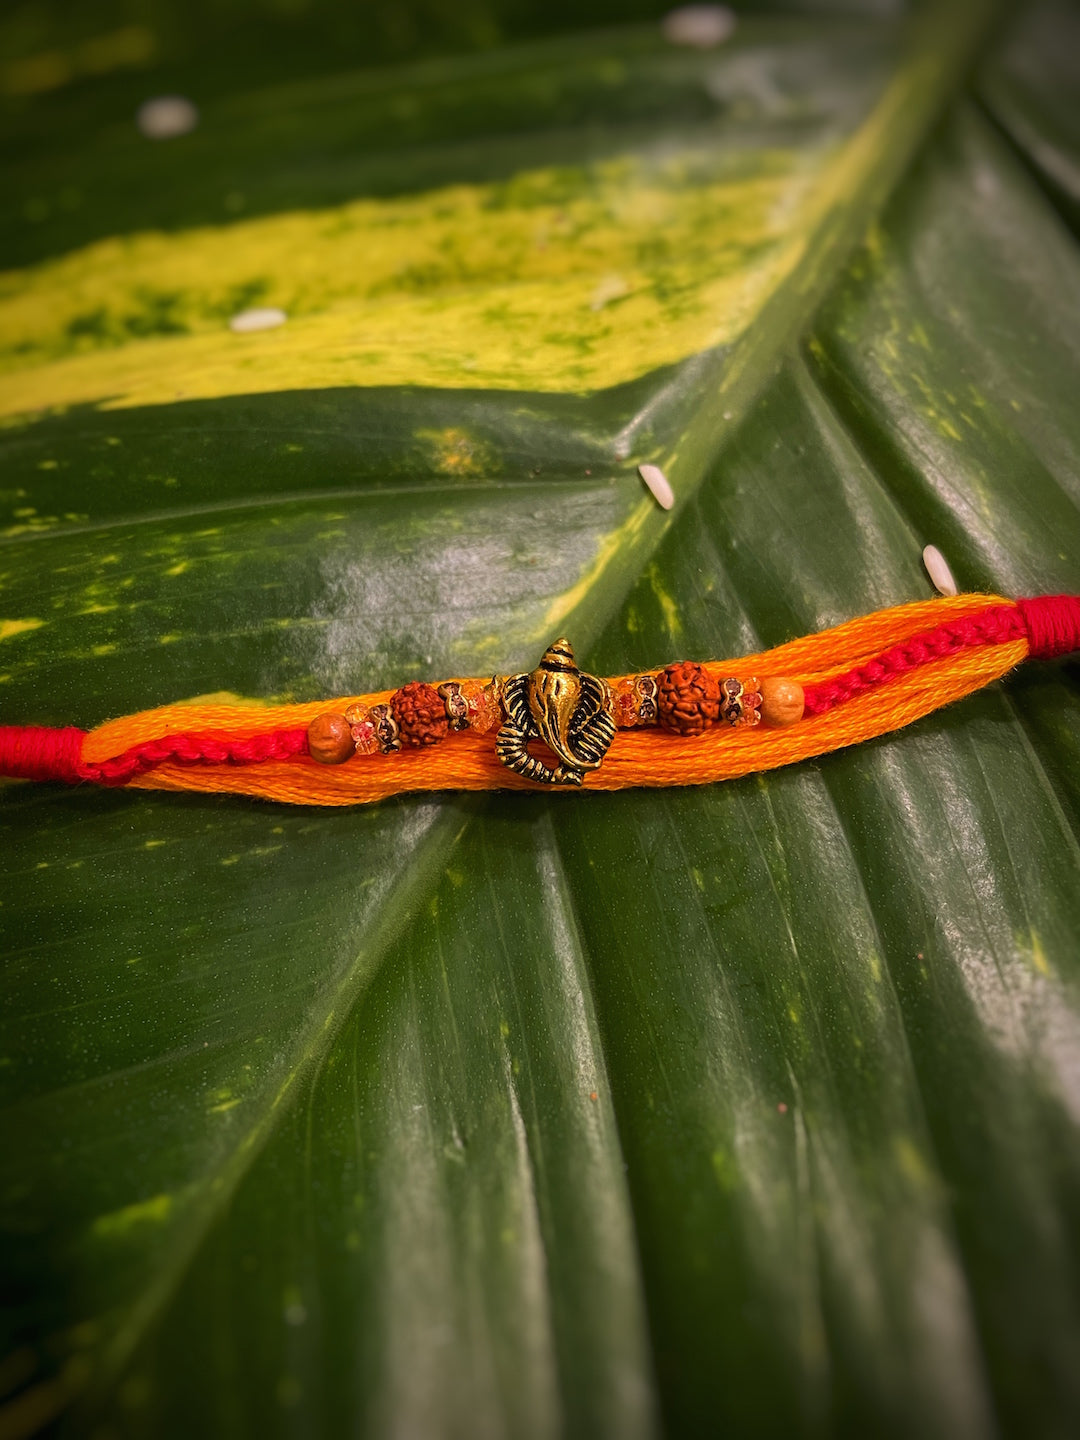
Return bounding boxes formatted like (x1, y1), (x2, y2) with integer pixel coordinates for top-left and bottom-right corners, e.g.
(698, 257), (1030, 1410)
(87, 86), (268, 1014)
(1, 2), (1079, 1436)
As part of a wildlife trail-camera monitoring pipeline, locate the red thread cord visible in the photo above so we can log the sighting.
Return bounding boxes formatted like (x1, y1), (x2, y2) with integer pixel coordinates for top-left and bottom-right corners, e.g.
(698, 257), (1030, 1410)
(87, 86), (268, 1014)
(803, 605), (1027, 716)
(1016, 594), (1080, 659)
(77, 727), (310, 786)
(0, 725), (86, 783)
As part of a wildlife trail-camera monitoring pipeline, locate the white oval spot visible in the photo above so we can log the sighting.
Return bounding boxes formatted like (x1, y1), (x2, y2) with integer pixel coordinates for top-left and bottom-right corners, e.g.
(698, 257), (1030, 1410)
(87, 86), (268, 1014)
(229, 307), (288, 334)
(662, 5), (736, 48)
(923, 544), (958, 596)
(136, 95), (199, 140)
(639, 463), (674, 510)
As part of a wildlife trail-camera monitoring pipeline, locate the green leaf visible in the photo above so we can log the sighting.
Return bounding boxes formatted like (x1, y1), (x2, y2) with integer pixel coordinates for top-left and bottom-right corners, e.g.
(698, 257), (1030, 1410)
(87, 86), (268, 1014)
(3, 3), (1080, 1437)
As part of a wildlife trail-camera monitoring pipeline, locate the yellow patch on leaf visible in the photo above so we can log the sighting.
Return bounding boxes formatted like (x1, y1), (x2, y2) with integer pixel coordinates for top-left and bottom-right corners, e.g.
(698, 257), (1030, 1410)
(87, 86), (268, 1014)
(0, 618), (44, 642)
(0, 148), (834, 415)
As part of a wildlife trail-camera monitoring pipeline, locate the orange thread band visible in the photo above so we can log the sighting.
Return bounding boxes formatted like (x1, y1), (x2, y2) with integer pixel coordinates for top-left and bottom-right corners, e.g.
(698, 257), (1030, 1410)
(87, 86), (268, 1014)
(3, 593), (1075, 806)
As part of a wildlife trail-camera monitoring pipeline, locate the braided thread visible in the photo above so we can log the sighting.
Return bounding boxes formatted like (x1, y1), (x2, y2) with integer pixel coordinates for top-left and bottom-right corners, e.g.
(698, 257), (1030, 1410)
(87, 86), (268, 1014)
(77, 727), (310, 787)
(802, 605), (1026, 716)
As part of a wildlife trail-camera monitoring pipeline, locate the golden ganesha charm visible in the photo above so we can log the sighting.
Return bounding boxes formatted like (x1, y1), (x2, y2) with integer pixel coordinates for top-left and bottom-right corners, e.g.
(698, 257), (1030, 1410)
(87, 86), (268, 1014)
(496, 638), (616, 786)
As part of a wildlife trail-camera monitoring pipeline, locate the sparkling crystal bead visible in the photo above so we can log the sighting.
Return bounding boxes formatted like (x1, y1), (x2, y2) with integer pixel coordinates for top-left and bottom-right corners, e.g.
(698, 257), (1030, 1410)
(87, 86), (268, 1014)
(739, 679), (762, 727)
(350, 720), (379, 755)
(613, 673), (660, 727)
(613, 677), (640, 728)
(454, 680), (495, 734)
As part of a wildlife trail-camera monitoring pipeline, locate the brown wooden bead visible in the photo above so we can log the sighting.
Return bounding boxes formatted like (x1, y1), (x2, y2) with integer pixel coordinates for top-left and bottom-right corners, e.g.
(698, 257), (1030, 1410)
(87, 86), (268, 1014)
(759, 677), (804, 728)
(656, 661), (721, 736)
(391, 680), (449, 747)
(307, 712), (355, 765)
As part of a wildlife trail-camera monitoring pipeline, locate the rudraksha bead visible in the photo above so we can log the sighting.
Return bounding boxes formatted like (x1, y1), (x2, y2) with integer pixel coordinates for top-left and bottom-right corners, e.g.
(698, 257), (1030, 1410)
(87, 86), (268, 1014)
(657, 661), (720, 735)
(391, 680), (449, 747)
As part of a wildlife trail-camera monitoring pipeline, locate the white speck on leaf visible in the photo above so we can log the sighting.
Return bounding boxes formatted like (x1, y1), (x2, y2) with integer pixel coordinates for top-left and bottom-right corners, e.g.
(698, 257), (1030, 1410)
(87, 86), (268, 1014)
(923, 544), (958, 596)
(229, 307), (288, 334)
(662, 5), (736, 48)
(639, 463), (674, 510)
(136, 96), (198, 139)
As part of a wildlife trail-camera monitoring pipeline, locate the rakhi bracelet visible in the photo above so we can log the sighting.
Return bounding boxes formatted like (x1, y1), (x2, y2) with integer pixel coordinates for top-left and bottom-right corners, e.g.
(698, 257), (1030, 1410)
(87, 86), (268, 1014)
(1, 592), (1077, 808)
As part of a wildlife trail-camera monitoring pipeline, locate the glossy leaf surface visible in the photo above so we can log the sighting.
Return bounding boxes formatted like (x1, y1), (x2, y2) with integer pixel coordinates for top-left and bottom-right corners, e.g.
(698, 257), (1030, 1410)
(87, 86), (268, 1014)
(2, 4), (1079, 1438)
